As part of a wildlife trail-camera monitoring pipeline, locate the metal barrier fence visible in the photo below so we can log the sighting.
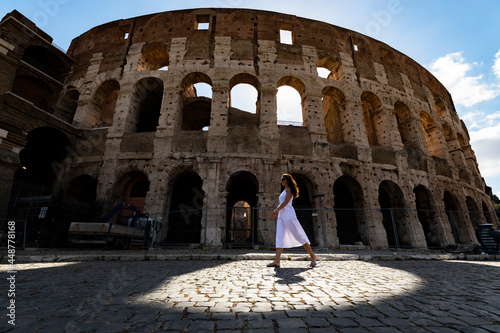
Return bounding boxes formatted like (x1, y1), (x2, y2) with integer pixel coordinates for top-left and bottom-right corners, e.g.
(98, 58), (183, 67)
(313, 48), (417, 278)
(148, 206), (499, 250)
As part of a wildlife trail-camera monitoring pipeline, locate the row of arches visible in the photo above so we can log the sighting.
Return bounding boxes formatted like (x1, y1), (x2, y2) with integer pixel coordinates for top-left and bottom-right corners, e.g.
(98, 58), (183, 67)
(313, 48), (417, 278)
(62, 72), (470, 163)
(64, 168), (494, 248)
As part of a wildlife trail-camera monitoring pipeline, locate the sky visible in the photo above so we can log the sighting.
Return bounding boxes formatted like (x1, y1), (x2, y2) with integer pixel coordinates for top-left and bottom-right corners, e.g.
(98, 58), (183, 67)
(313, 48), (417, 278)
(2, 0), (500, 197)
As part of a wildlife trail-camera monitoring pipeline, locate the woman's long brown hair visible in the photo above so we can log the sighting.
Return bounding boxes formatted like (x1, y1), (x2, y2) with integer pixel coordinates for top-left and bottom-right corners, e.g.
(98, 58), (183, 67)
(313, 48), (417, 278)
(282, 173), (299, 198)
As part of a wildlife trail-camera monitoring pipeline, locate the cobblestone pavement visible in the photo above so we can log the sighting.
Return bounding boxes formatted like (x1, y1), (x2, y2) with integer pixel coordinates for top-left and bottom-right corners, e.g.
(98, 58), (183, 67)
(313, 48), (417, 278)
(2, 259), (500, 332)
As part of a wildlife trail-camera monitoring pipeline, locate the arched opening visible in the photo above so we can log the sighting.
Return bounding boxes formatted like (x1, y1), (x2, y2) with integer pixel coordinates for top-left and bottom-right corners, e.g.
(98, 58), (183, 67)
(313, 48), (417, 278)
(333, 176), (365, 245)
(413, 185), (441, 248)
(226, 171), (259, 246)
(134, 77), (163, 132)
(11, 75), (54, 112)
(443, 191), (471, 244)
(166, 172), (204, 244)
(420, 111), (445, 158)
(65, 175), (97, 203)
(378, 180), (411, 248)
(435, 100), (448, 118)
(181, 73), (212, 131)
(8, 127), (70, 247)
(16, 127), (70, 189)
(277, 76), (305, 126)
(322, 86), (346, 143)
(229, 74), (260, 113)
(123, 175), (150, 215)
(138, 43), (169, 71)
(482, 201), (496, 225)
(57, 89), (79, 123)
(229, 201), (252, 243)
(316, 56), (343, 81)
(361, 92), (383, 146)
(290, 174), (316, 246)
(465, 196), (483, 229)
(395, 101), (418, 149)
(91, 80), (120, 127)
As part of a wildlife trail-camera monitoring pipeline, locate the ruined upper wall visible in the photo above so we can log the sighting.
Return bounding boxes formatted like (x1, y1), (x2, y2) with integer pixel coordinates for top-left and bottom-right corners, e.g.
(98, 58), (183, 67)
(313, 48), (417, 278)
(65, 8), (454, 110)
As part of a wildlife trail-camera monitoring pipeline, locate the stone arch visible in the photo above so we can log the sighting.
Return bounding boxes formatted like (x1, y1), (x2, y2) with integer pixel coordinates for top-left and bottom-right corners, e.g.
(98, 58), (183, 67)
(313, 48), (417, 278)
(435, 99), (448, 118)
(65, 175), (97, 203)
(165, 171), (205, 244)
(443, 191), (472, 244)
(322, 86), (346, 143)
(361, 91), (383, 146)
(138, 43), (169, 71)
(420, 111), (445, 158)
(133, 77), (163, 132)
(290, 173), (317, 246)
(466, 196), (483, 229)
(16, 126), (70, 189)
(316, 55), (343, 81)
(378, 180), (412, 248)
(413, 185), (442, 248)
(226, 171), (259, 245)
(394, 101), (418, 149)
(110, 171), (150, 215)
(333, 176), (366, 245)
(482, 201), (497, 225)
(277, 76), (306, 126)
(56, 88), (80, 124)
(90, 79), (120, 127)
(228, 73), (260, 125)
(181, 72), (213, 131)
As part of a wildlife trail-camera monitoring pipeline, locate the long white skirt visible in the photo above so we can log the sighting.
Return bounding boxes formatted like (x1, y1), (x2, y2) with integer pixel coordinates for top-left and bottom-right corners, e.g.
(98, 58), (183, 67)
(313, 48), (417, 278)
(276, 207), (310, 248)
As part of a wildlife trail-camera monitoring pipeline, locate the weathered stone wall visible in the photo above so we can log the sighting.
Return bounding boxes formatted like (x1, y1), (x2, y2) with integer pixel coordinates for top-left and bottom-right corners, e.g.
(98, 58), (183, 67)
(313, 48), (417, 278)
(1, 8), (496, 249)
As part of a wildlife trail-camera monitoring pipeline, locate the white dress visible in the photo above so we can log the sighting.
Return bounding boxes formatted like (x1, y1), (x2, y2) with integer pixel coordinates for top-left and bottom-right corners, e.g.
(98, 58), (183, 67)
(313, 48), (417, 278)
(276, 189), (311, 248)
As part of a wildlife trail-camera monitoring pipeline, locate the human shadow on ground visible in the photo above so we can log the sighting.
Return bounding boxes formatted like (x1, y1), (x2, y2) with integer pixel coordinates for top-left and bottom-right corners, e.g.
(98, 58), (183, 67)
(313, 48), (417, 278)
(3, 258), (500, 332)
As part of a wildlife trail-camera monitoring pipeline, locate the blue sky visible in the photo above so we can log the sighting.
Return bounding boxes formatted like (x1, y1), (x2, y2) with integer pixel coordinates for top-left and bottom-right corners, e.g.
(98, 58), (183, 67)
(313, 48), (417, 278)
(2, 0), (500, 197)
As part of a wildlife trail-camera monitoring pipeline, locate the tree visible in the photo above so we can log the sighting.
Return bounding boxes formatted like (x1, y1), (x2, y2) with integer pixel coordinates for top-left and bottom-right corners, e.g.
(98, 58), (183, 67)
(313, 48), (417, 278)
(493, 194), (500, 205)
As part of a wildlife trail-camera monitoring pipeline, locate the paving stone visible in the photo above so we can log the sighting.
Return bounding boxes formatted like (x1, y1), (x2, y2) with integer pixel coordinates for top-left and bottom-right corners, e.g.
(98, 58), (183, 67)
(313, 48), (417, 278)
(328, 317), (359, 328)
(303, 317), (330, 327)
(276, 318), (307, 328)
(247, 319), (274, 329)
(216, 319), (244, 330)
(4, 259), (500, 333)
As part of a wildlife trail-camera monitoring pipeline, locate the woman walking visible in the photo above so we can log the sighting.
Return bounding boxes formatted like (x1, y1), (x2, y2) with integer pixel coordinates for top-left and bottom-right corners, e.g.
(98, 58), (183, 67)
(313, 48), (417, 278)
(268, 174), (318, 268)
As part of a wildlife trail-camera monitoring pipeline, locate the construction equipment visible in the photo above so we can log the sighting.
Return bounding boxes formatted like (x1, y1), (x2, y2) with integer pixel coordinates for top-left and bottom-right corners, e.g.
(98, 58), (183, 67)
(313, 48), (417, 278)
(68, 201), (150, 249)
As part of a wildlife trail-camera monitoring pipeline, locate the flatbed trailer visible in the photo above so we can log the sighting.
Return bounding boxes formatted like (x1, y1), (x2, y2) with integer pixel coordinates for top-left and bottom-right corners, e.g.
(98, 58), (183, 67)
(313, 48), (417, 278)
(67, 201), (150, 249)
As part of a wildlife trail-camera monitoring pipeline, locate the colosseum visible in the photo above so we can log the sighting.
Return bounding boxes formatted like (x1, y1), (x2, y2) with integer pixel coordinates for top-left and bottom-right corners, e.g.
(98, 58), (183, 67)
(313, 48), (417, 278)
(0, 8), (497, 249)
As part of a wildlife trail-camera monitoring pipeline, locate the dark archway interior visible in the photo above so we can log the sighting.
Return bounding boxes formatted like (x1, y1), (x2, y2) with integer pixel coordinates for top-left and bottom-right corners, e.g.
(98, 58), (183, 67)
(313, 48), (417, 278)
(166, 173), (204, 244)
(414, 186), (440, 248)
(17, 127), (70, 190)
(334, 178), (362, 245)
(291, 175), (316, 246)
(226, 172), (258, 245)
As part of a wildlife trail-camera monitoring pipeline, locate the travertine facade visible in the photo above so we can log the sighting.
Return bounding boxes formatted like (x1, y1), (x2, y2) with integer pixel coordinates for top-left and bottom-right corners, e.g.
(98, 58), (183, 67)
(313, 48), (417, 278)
(0, 8), (496, 248)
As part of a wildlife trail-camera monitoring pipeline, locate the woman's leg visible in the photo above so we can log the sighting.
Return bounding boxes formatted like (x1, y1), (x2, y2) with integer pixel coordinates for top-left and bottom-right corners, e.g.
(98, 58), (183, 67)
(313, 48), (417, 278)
(302, 243), (317, 262)
(274, 248), (283, 265)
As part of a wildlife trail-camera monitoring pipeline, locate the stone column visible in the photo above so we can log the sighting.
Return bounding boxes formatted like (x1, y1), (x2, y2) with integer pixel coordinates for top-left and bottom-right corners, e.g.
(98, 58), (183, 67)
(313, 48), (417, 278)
(303, 93), (328, 158)
(72, 53), (103, 128)
(200, 156), (224, 246)
(207, 82), (229, 154)
(259, 86), (280, 156)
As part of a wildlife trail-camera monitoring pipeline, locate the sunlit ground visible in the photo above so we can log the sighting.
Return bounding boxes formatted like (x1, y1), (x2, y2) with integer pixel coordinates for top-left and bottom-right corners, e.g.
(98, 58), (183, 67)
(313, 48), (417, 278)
(131, 260), (427, 310)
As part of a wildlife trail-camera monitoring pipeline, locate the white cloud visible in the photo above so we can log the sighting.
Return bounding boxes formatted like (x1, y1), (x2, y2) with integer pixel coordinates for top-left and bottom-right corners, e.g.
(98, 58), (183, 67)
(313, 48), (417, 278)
(494, 49), (500, 79)
(428, 52), (499, 107)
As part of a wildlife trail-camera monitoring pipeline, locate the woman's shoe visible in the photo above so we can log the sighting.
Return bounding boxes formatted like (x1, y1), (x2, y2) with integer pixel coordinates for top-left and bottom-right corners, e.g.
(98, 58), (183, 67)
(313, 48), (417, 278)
(309, 261), (317, 268)
(267, 262), (280, 268)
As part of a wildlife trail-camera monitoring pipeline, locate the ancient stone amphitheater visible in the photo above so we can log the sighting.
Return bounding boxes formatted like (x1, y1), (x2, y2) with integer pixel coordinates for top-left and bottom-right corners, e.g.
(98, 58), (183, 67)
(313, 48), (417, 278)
(0, 8), (496, 249)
